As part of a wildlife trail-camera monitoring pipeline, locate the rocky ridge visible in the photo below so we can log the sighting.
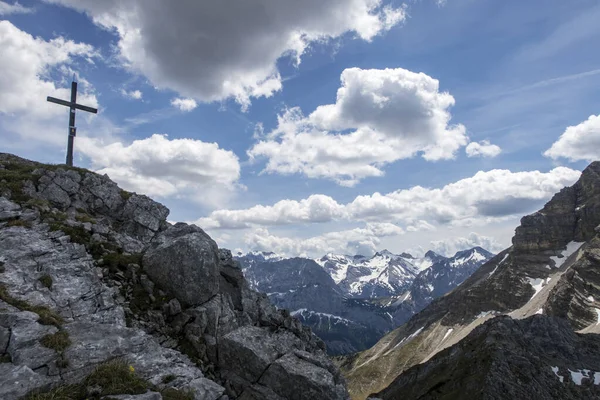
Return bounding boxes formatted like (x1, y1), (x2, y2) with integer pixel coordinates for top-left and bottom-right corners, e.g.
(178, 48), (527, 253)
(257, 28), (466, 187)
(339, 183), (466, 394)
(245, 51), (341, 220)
(340, 161), (600, 400)
(0, 153), (349, 400)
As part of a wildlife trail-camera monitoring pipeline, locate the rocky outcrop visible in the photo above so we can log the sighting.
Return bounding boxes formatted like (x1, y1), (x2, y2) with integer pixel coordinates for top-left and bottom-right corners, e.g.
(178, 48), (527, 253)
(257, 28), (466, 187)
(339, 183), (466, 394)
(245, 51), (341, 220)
(0, 153), (349, 400)
(341, 162), (600, 400)
(371, 316), (600, 400)
(144, 223), (220, 307)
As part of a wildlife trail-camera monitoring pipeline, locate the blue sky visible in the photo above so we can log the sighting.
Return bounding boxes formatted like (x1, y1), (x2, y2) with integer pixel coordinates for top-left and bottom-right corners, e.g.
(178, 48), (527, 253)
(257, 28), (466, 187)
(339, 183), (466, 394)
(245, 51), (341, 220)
(1, 0), (599, 257)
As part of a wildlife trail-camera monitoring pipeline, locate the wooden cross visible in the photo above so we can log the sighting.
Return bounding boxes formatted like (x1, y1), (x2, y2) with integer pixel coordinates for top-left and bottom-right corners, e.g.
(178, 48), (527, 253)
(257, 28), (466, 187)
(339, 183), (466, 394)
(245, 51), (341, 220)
(47, 78), (98, 166)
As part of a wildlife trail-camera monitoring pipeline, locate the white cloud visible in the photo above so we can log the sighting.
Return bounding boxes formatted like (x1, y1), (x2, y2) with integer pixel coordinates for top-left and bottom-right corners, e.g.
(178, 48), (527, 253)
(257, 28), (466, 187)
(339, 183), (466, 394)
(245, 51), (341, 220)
(46, 0), (406, 109)
(171, 97), (197, 112)
(244, 222), (404, 258)
(248, 67), (468, 185)
(121, 89), (142, 100)
(79, 134), (241, 207)
(430, 232), (504, 257)
(0, 20), (99, 152)
(465, 140), (502, 158)
(544, 114), (600, 162)
(196, 167), (581, 230)
(0, 1), (33, 15)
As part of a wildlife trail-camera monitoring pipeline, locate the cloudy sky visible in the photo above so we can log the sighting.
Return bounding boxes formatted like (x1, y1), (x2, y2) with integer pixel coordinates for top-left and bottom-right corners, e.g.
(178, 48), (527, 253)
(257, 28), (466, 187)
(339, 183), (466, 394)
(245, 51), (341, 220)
(1, 0), (599, 258)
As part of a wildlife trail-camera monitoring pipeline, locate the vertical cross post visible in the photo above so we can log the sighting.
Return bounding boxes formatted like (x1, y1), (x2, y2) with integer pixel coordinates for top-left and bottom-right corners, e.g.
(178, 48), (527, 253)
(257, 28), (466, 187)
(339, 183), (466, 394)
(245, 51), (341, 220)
(47, 77), (98, 167)
(67, 81), (77, 166)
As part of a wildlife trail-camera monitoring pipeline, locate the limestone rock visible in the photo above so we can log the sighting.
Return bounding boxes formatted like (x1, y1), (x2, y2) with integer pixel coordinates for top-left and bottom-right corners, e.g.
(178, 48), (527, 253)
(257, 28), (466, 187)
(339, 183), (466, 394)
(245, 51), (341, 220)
(143, 223), (220, 307)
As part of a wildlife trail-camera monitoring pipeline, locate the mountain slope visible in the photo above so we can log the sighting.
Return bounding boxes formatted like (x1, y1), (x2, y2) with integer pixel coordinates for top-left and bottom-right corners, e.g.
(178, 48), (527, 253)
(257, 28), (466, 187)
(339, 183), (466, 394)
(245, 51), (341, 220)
(372, 315), (600, 400)
(341, 161), (600, 400)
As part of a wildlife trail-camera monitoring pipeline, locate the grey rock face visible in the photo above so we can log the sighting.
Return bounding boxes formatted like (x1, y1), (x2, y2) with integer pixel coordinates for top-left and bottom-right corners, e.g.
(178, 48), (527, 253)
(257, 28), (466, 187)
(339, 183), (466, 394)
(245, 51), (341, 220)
(144, 223), (220, 307)
(0, 153), (348, 400)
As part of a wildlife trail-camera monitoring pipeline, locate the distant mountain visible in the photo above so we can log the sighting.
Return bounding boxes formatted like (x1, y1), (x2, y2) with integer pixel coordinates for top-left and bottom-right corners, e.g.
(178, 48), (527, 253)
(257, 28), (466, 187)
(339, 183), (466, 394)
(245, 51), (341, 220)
(317, 250), (421, 298)
(341, 161), (600, 400)
(235, 247), (493, 355)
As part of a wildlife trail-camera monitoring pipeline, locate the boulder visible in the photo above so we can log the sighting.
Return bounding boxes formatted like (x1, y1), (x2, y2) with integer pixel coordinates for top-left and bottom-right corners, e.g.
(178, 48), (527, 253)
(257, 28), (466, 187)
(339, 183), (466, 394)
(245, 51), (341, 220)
(143, 223), (220, 307)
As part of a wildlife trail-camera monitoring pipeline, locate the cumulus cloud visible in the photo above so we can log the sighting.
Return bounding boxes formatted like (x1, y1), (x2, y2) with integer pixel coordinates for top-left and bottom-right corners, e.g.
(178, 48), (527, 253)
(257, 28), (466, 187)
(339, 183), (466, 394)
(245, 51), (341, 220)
(121, 89), (142, 100)
(0, 20), (100, 158)
(0, 1), (33, 15)
(46, 0), (406, 109)
(196, 167), (581, 230)
(465, 140), (502, 158)
(248, 67), (468, 185)
(244, 222), (404, 258)
(430, 232), (505, 257)
(79, 134), (241, 207)
(171, 97), (197, 112)
(544, 114), (600, 162)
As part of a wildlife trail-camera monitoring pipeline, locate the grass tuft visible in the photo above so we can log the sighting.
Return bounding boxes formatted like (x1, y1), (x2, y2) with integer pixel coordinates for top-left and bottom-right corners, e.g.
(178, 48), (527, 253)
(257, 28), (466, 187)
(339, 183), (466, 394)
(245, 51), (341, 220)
(40, 331), (71, 353)
(6, 219), (32, 228)
(0, 284), (63, 327)
(38, 274), (53, 290)
(162, 374), (177, 384)
(84, 359), (148, 395)
(161, 388), (195, 400)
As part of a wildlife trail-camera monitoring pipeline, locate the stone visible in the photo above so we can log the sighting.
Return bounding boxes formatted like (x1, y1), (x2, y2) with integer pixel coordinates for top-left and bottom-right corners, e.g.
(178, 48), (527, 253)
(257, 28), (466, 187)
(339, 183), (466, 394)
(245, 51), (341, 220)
(166, 298), (182, 316)
(258, 352), (348, 400)
(188, 377), (226, 400)
(0, 364), (52, 400)
(143, 223), (220, 307)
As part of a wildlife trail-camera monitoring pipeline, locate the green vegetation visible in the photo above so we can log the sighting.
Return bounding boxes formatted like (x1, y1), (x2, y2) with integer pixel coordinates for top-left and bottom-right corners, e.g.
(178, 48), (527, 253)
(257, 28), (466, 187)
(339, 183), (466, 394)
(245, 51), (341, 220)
(84, 359), (148, 396)
(0, 261), (5, 273)
(120, 189), (133, 201)
(75, 213), (96, 224)
(21, 384), (82, 400)
(48, 223), (91, 246)
(0, 284), (63, 327)
(162, 374), (177, 384)
(38, 274), (53, 290)
(6, 218), (32, 228)
(100, 252), (142, 273)
(0, 354), (11, 363)
(161, 388), (195, 400)
(0, 162), (39, 203)
(40, 331), (71, 353)
(22, 359), (150, 400)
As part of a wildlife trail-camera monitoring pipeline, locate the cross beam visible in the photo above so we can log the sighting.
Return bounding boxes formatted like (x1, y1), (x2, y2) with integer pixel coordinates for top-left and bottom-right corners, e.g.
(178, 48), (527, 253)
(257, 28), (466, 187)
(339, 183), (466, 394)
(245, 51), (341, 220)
(47, 79), (98, 166)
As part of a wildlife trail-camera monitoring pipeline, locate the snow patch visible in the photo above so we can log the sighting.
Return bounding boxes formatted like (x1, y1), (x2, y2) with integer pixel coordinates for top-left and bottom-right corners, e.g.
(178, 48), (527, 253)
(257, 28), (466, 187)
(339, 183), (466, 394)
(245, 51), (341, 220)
(290, 309), (353, 325)
(587, 296), (594, 303)
(536, 308), (543, 315)
(384, 326), (425, 356)
(551, 366), (564, 383)
(476, 311), (499, 319)
(549, 241), (584, 268)
(442, 328), (453, 341)
(526, 277), (551, 302)
(570, 369), (585, 385)
(596, 308), (600, 325)
(488, 253), (509, 278)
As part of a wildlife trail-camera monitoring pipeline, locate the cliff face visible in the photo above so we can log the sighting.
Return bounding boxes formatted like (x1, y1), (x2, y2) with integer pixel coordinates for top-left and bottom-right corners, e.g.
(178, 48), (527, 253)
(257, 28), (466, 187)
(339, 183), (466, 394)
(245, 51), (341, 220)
(0, 154), (349, 400)
(341, 162), (600, 400)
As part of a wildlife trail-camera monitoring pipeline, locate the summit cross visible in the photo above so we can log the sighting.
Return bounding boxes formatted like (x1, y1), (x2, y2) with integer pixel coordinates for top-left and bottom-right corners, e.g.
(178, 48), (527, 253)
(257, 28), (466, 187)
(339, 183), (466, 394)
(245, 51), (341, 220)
(47, 77), (98, 166)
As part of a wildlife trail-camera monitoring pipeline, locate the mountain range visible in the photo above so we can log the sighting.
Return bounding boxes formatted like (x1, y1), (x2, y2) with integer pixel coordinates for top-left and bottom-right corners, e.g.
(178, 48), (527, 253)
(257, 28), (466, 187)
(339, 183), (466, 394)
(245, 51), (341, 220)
(235, 247), (493, 354)
(340, 161), (600, 400)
